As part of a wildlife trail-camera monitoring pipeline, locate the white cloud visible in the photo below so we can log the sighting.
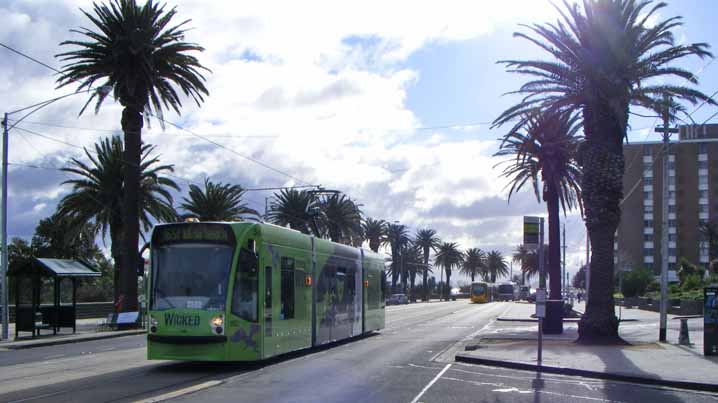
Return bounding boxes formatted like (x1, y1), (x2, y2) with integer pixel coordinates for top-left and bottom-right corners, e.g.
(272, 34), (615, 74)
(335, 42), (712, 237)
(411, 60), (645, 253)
(1, 0), (583, 278)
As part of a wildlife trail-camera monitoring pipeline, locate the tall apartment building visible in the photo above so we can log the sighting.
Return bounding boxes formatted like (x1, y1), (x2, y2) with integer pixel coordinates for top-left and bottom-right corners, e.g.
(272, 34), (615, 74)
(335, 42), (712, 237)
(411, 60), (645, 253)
(615, 124), (718, 276)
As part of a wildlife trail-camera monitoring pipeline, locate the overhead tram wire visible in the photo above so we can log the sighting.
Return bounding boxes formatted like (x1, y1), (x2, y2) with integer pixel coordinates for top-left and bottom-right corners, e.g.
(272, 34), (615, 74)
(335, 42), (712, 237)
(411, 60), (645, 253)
(3, 42), (376, 209)
(7, 119), (282, 139)
(145, 112), (316, 187)
(3, 42), (307, 187)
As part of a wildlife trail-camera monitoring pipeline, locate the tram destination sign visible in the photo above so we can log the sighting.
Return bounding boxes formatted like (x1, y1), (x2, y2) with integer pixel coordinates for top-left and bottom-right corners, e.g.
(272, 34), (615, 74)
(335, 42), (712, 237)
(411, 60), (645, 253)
(523, 216), (540, 250)
(153, 223), (235, 246)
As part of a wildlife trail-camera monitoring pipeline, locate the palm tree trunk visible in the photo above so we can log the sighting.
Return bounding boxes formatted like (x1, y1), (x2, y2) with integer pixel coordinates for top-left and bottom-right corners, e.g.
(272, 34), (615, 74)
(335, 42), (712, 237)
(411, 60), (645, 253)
(445, 270), (451, 299)
(422, 250), (430, 301)
(547, 186), (562, 300)
(409, 272), (416, 300)
(545, 185), (564, 333)
(577, 113), (624, 343)
(110, 222), (124, 308)
(120, 105), (142, 313)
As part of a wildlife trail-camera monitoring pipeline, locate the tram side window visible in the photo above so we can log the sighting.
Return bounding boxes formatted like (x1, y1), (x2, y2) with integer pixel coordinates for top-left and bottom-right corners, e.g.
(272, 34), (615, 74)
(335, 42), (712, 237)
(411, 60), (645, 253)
(281, 257), (295, 320)
(345, 267), (355, 297)
(232, 248), (258, 322)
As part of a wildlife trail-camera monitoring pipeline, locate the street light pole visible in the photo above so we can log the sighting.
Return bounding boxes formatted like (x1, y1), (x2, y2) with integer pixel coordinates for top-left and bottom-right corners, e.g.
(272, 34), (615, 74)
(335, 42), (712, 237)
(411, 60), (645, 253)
(0, 87), (110, 340)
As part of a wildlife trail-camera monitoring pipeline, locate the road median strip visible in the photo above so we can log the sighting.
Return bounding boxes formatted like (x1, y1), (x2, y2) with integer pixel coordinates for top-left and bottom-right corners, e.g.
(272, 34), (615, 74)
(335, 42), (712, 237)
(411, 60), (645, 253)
(1, 330), (146, 350)
(454, 354), (718, 393)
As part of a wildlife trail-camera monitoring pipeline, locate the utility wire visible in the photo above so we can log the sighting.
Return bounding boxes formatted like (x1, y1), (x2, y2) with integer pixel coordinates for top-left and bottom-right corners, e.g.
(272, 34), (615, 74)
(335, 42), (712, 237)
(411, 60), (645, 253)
(7, 119), (281, 139)
(0, 42), (62, 74)
(146, 112), (316, 186)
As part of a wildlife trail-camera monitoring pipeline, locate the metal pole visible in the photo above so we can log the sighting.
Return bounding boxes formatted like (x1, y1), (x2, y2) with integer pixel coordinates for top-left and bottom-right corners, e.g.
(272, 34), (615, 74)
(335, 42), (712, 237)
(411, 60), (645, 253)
(562, 223), (566, 297)
(1, 113), (9, 340)
(538, 217), (545, 366)
(659, 95), (671, 342)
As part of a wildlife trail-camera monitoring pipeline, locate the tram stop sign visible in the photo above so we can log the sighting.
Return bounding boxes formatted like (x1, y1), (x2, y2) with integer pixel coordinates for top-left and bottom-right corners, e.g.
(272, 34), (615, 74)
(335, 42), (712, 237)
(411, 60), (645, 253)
(523, 216), (540, 250)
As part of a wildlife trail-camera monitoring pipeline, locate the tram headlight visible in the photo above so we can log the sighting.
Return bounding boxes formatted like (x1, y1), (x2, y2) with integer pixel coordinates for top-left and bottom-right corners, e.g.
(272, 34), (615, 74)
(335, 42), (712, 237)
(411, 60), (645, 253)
(211, 315), (224, 327)
(149, 315), (158, 327)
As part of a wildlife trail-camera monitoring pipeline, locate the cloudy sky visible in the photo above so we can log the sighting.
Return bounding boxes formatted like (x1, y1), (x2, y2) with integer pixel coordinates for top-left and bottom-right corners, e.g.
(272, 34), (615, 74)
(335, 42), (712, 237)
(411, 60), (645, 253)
(2, 0), (718, 286)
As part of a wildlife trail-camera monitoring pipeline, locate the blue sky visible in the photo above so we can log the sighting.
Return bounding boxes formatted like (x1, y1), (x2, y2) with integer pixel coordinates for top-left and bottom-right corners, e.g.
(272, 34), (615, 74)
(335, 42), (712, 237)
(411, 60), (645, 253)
(2, 0), (718, 285)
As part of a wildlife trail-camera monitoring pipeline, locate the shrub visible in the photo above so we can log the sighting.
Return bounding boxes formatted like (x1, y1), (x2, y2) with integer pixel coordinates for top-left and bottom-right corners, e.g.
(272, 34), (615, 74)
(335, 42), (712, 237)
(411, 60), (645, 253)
(646, 281), (660, 293)
(621, 267), (654, 298)
(681, 274), (702, 292)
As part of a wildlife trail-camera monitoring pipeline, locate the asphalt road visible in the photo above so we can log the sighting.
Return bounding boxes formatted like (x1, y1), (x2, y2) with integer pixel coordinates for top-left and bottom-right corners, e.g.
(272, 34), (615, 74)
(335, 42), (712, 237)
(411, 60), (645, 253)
(0, 301), (716, 403)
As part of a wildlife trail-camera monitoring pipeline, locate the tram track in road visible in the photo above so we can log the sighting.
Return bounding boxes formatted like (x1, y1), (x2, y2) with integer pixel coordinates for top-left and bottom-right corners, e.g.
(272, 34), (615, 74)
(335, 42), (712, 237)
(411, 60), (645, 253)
(2, 302), (511, 403)
(1, 357), (255, 403)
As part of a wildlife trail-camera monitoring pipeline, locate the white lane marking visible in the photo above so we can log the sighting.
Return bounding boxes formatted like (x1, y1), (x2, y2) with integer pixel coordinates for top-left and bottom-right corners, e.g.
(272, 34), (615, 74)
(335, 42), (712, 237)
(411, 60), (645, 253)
(461, 303), (513, 341)
(43, 354), (66, 360)
(409, 363), (451, 403)
(132, 380), (222, 403)
(443, 376), (627, 402)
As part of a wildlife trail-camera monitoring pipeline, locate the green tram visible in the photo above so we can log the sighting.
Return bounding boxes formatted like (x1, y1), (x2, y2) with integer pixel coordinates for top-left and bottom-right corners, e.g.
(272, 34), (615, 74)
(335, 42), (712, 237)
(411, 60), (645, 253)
(147, 221), (386, 361)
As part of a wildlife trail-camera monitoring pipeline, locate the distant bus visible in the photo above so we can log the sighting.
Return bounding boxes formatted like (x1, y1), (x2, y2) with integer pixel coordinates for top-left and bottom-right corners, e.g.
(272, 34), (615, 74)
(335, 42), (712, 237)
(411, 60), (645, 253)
(497, 282), (517, 301)
(470, 282), (493, 303)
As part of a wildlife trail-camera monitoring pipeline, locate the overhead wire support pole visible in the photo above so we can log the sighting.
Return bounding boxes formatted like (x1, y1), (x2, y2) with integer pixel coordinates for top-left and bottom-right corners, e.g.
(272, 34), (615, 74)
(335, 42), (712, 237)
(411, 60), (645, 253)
(1, 113), (8, 340)
(561, 222), (568, 295)
(656, 94), (678, 343)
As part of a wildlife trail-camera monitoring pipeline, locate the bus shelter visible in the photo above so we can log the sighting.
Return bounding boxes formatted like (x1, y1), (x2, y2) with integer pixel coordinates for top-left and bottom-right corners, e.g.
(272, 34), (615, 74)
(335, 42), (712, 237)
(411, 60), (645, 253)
(9, 258), (100, 339)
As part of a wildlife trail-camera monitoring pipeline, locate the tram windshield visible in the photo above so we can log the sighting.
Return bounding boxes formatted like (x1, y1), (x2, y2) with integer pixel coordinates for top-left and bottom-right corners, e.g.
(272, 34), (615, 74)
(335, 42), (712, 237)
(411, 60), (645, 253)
(472, 284), (485, 295)
(151, 243), (234, 311)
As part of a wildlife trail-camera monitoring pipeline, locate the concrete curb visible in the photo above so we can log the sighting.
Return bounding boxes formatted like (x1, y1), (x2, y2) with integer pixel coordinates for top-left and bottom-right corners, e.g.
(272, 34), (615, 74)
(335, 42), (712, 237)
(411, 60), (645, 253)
(2, 330), (146, 350)
(455, 354), (718, 393)
(496, 318), (581, 323)
(496, 317), (638, 323)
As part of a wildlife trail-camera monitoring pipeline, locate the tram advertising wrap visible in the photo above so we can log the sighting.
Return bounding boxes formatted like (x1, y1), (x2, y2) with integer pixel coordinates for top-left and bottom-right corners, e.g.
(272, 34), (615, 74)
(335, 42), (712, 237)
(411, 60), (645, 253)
(147, 222), (386, 362)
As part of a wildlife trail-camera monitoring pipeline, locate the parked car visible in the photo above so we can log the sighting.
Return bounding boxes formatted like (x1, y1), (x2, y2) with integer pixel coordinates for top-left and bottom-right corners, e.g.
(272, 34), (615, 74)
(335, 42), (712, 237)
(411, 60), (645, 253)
(386, 293), (409, 305)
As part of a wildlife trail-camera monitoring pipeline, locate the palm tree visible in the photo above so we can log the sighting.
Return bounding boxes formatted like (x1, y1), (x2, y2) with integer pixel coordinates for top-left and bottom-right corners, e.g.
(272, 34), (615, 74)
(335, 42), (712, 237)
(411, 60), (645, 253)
(318, 194), (362, 244)
(414, 229), (441, 301)
(495, 110), (582, 328)
(461, 248), (487, 283)
(180, 178), (259, 221)
(362, 218), (387, 253)
(434, 242), (463, 300)
(386, 223), (410, 291)
(486, 251), (509, 283)
(268, 189), (317, 235)
(513, 245), (531, 285)
(401, 244), (424, 298)
(522, 245), (549, 285)
(493, 0), (714, 342)
(56, 0), (209, 312)
(57, 137), (178, 305)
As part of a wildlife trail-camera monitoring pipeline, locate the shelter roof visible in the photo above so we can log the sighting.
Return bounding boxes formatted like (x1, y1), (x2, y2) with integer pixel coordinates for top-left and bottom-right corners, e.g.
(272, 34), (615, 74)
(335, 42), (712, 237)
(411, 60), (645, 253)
(8, 258), (101, 278)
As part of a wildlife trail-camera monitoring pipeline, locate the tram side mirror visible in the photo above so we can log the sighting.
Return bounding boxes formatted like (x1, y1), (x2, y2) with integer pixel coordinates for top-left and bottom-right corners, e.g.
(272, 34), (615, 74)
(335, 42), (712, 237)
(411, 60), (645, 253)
(240, 247), (258, 275)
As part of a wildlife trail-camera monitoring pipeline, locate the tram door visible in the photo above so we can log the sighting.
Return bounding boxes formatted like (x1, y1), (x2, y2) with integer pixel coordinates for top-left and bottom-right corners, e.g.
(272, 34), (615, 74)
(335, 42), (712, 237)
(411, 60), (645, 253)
(263, 264), (274, 357)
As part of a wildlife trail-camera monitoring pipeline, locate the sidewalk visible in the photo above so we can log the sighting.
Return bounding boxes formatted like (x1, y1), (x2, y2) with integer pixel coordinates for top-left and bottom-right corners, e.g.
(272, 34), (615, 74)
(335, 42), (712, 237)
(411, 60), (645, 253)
(0, 318), (146, 350)
(456, 302), (718, 392)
